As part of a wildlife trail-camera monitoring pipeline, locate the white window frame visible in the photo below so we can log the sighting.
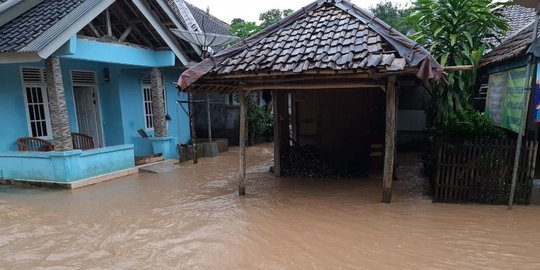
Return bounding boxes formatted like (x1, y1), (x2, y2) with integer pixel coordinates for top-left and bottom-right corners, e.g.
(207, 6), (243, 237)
(20, 67), (52, 140)
(142, 83), (154, 130)
(142, 75), (168, 131)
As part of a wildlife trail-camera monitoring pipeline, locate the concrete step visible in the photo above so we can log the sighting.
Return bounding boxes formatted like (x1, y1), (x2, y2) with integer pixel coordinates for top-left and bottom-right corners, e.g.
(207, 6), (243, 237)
(138, 160), (180, 174)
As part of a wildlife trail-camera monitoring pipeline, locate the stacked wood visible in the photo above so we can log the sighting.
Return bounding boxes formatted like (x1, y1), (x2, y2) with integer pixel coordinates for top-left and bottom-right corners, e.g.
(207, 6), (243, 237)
(281, 145), (330, 178)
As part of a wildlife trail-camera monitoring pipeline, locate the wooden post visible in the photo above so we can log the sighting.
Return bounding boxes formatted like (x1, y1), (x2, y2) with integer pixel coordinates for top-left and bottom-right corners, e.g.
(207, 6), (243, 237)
(273, 91), (281, 176)
(188, 93), (198, 164)
(239, 91), (247, 195)
(206, 94), (212, 143)
(382, 76), (397, 203)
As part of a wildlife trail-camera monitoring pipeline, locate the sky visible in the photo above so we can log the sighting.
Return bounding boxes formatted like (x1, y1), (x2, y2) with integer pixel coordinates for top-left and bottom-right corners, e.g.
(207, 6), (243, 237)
(187, 0), (412, 24)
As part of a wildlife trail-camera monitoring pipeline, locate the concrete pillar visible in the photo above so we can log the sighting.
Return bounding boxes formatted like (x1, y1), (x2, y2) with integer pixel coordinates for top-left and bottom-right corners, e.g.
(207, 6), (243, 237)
(150, 68), (168, 137)
(45, 57), (73, 151)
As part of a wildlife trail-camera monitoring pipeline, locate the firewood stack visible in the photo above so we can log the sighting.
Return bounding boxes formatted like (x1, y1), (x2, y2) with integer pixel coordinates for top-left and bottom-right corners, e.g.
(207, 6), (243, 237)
(281, 145), (331, 177)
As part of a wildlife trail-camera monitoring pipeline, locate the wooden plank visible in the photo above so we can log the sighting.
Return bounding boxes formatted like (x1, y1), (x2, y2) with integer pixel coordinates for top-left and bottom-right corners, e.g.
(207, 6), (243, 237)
(382, 76), (396, 203)
(239, 91), (247, 196)
(434, 143), (443, 202)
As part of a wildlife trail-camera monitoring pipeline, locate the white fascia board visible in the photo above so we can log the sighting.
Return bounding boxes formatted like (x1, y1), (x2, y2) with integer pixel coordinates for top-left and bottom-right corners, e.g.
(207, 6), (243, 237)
(23, 0), (116, 59)
(0, 52), (41, 64)
(131, 0), (194, 66)
(155, 0), (203, 57)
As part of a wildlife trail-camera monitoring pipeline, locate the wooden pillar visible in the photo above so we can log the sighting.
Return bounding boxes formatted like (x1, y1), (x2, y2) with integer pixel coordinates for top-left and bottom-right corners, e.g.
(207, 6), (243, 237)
(188, 93), (198, 164)
(239, 91), (247, 195)
(45, 56), (73, 151)
(273, 91), (281, 176)
(382, 76), (397, 203)
(150, 68), (167, 137)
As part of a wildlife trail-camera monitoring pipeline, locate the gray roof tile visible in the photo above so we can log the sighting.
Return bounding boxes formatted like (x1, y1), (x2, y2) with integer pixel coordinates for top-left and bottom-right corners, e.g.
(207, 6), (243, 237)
(481, 5), (537, 67)
(211, 4), (403, 75)
(0, 0), (85, 53)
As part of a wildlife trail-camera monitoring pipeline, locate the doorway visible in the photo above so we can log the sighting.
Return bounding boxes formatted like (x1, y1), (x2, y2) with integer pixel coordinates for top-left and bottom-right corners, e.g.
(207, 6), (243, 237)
(72, 70), (104, 147)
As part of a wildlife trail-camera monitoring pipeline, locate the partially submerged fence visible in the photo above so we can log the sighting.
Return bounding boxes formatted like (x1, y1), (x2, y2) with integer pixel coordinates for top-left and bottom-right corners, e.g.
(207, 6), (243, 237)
(434, 138), (538, 204)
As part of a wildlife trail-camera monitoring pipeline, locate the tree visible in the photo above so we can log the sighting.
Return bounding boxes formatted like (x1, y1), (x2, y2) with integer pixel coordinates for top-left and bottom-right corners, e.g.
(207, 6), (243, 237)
(369, 1), (412, 35)
(230, 9), (294, 39)
(230, 18), (261, 39)
(406, 0), (510, 127)
(259, 9), (294, 29)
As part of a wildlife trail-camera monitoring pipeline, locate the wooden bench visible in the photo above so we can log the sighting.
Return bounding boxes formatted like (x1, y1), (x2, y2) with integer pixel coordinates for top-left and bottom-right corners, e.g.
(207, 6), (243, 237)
(71, 132), (95, 150)
(16, 137), (54, 152)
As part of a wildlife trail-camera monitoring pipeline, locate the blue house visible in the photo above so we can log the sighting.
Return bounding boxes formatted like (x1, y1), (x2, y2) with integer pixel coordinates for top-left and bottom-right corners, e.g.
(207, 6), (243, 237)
(0, 0), (229, 187)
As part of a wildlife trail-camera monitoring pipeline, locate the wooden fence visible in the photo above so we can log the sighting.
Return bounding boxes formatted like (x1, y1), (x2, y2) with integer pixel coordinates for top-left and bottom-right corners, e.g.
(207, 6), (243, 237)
(434, 138), (538, 204)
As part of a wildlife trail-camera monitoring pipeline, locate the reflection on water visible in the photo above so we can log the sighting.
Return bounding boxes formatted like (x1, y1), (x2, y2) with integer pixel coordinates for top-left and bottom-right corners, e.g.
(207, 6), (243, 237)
(1, 143), (540, 269)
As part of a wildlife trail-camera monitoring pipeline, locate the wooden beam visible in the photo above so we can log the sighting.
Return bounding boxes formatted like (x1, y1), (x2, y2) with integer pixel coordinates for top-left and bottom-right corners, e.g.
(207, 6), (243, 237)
(111, 2), (154, 47)
(119, 26), (132, 42)
(245, 83), (385, 91)
(105, 9), (112, 37)
(239, 91), (247, 195)
(273, 91), (281, 177)
(88, 22), (102, 38)
(382, 75), (397, 203)
(443, 65), (474, 71)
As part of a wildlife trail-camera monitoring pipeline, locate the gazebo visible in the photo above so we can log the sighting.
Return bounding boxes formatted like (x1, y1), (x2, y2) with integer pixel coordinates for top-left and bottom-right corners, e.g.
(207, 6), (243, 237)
(178, 0), (442, 203)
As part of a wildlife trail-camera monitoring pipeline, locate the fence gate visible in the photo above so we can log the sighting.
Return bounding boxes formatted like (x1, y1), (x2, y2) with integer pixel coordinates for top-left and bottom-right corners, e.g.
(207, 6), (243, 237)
(434, 138), (538, 204)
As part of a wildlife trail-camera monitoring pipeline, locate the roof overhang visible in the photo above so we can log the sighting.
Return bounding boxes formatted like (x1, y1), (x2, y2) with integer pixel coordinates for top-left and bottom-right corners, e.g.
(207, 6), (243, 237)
(0, 0), (43, 27)
(0, 0), (198, 65)
(0, 52), (41, 64)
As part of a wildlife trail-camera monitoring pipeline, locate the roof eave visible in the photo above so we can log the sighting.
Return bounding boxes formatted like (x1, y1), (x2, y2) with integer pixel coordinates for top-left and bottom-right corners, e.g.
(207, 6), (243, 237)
(132, 0), (196, 66)
(0, 0), (43, 28)
(20, 0), (116, 59)
(0, 52), (41, 64)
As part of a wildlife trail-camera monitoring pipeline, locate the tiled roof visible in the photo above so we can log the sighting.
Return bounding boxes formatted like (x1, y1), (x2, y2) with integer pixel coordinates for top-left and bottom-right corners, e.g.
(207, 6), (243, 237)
(0, 0), (86, 53)
(481, 5), (537, 67)
(0, 0), (229, 54)
(165, 0), (230, 35)
(481, 5), (538, 67)
(215, 4), (401, 74)
(481, 22), (535, 67)
(179, 0), (442, 92)
(493, 5), (536, 45)
(185, 2), (229, 35)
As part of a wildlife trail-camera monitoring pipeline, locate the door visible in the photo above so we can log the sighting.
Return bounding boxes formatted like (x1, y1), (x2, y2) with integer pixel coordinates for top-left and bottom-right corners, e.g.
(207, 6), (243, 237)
(73, 85), (103, 147)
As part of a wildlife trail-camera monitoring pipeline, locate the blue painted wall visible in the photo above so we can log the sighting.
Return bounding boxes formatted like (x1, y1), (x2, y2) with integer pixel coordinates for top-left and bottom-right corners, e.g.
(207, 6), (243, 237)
(0, 144), (134, 182)
(0, 62), (44, 151)
(0, 39), (190, 157)
(62, 38), (176, 67)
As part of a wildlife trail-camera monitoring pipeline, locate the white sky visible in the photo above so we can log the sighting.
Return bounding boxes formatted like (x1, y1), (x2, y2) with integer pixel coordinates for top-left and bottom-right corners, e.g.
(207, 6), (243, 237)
(188, 0), (412, 24)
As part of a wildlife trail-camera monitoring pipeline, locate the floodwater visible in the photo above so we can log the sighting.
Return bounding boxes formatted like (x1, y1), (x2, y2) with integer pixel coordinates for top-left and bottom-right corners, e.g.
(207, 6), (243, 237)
(1, 144), (540, 269)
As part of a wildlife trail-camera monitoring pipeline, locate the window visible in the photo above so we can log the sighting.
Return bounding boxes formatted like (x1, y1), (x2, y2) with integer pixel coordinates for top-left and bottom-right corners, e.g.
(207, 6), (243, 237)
(21, 67), (51, 139)
(142, 76), (167, 130)
(142, 84), (154, 130)
(226, 93), (240, 105)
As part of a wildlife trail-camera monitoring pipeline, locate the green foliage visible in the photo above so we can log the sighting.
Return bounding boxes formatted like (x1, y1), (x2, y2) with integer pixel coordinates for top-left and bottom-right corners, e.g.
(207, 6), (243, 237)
(407, 0), (510, 128)
(259, 9), (294, 29)
(230, 18), (261, 39)
(230, 9), (294, 38)
(429, 108), (503, 140)
(247, 94), (273, 142)
(369, 1), (413, 35)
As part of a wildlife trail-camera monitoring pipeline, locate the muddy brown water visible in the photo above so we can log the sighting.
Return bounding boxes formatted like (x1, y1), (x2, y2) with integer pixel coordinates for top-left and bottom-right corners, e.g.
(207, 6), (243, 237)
(1, 143), (540, 269)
